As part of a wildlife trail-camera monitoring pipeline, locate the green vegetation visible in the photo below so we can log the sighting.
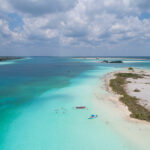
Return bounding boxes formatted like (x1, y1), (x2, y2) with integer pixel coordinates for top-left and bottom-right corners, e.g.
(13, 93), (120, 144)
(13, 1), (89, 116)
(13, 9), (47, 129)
(110, 73), (150, 122)
(0, 57), (22, 62)
(128, 67), (134, 71)
(134, 89), (140, 92)
(116, 73), (142, 79)
(102, 60), (123, 63)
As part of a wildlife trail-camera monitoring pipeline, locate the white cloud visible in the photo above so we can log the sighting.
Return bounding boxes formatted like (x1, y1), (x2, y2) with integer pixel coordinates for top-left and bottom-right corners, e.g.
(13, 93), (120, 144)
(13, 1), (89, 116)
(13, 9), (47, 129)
(0, 18), (24, 46)
(7, 0), (77, 16)
(0, 0), (150, 55)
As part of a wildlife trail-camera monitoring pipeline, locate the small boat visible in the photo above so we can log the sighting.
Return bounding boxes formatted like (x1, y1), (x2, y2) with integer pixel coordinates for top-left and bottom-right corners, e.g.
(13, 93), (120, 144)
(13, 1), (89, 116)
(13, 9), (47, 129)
(76, 106), (86, 109)
(88, 114), (98, 119)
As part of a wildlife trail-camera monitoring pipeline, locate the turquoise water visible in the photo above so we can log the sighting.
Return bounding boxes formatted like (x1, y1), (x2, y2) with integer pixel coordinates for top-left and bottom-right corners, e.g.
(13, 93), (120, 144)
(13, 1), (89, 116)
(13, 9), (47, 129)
(0, 57), (150, 150)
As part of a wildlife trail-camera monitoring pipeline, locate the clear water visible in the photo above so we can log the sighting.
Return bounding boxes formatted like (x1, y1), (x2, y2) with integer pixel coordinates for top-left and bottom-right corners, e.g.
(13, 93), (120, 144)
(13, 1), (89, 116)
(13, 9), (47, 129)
(0, 57), (150, 150)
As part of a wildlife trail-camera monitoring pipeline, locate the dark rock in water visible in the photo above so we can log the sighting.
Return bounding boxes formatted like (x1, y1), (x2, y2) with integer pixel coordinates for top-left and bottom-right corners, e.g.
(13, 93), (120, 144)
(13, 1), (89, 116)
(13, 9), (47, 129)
(101, 60), (123, 63)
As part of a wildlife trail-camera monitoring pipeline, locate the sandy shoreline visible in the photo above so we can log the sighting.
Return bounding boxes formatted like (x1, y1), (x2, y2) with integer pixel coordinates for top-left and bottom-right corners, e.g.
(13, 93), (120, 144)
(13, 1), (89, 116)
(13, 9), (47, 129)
(104, 68), (150, 125)
(105, 68), (150, 122)
(94, 68), (150, 150)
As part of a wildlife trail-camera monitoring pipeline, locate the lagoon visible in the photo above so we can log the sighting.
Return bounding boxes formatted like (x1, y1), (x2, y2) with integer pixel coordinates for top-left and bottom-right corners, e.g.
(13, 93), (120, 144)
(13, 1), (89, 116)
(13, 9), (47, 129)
(0, 57), (150, 150)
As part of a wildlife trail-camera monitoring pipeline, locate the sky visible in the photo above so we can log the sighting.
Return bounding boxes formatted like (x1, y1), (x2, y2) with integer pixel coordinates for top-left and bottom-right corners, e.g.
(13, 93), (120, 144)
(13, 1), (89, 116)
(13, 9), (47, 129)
(0, 0), (150, 56)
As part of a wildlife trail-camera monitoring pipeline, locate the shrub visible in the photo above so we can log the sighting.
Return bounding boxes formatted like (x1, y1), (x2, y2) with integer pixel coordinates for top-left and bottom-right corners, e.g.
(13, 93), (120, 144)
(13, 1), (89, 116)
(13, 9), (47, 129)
(134, 89), (140, 92)
(128, 67), (134, 71)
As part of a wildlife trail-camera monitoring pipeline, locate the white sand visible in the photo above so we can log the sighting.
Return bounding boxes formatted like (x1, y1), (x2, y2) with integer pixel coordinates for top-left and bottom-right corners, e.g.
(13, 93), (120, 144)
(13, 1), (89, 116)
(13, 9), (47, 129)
(94, 68), (150, 150)
(125, 69), (150, 111)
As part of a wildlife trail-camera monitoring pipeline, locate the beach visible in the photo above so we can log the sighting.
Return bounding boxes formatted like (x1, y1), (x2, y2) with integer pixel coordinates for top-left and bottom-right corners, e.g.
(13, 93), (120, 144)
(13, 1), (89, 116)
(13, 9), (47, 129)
(101, 68), (150, 150)
(105, 68), (150, 116)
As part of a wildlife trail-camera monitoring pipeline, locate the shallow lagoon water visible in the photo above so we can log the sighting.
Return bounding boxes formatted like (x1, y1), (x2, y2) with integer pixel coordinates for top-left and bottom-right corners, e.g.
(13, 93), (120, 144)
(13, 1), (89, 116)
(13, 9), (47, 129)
(0, 61), (15, 65)
(0, 57), (150, 150)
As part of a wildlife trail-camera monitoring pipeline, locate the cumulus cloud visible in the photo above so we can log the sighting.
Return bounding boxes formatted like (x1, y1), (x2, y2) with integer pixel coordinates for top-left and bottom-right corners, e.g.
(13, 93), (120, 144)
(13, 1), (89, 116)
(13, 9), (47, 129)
(0, 0), (150, 55)
(0, 17), (24, 46)
(131, 0), (150, 12)
(7, 0), (77, 16)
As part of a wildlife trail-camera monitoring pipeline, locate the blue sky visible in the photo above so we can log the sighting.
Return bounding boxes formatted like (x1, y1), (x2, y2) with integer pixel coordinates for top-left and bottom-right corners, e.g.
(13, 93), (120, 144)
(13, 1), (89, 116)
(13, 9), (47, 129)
(8, 13), (23, 31)
(0, 0), (150, 56)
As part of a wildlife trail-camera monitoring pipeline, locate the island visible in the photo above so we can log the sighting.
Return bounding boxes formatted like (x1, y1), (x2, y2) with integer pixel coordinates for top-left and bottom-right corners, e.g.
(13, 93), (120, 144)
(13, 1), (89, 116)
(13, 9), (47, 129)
(106, 67), (150, 122)
(0, 57), (23, 62)
(102, 60), (123, 63)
